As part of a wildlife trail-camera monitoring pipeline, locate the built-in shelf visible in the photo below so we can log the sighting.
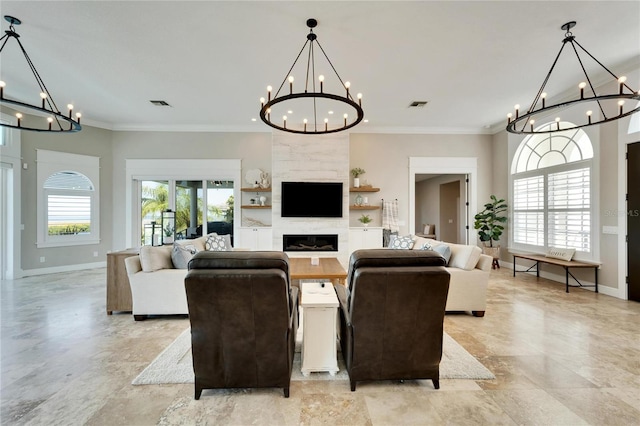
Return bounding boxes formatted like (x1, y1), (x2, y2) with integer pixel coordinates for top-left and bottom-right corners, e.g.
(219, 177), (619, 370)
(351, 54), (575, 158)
(349, 187), (380, 192)
(241, 205), (271, 209)
(241, 187), (271, 192)
(350, 205), (381, 210)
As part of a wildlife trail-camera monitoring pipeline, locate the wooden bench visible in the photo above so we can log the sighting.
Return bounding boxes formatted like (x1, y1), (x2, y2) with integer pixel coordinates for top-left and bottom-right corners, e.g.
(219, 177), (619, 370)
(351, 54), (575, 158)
(511, 252), (600, 293)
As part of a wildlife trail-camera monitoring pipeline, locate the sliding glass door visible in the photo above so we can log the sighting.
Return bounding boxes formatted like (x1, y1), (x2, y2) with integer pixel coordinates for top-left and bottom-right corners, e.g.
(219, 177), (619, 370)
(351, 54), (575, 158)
(138, 179), (234, 244)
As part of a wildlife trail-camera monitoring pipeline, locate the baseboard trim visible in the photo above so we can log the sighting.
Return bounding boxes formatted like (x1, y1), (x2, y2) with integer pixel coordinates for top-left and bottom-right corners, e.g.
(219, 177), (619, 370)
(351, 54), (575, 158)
(21, 261), (107, 277)
(502, 260), (621, 299)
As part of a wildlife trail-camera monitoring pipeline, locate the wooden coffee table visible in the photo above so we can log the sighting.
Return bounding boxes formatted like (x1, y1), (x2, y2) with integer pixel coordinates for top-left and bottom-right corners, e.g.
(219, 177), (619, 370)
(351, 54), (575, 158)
(289, 257), (347, 285)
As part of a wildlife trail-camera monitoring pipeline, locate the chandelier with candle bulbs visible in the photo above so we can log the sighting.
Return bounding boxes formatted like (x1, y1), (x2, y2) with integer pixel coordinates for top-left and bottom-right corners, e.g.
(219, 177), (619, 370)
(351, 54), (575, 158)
(507, 21), (639, 135)
(0, 15), (82, 132)
(259, 18), (364, 134)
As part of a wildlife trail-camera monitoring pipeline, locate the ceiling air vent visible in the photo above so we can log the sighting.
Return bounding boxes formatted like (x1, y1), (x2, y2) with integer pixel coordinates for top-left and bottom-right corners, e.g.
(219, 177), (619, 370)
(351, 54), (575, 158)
(408, 101), (428, 108)
(149, 100), (171, 107)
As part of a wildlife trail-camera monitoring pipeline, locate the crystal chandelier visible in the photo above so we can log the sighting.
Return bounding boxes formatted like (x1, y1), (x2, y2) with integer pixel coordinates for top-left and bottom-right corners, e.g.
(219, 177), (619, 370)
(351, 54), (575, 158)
(259, 19), (364, 134)
(0, 15), (82, 132)
(507, 21), (639, 134)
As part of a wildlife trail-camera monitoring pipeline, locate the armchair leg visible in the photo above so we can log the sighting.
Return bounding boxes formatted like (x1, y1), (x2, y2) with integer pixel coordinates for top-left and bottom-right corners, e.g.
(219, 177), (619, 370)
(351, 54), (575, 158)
(472, 311), (485, 317)
(283, 387), (290, 398)
(195, 385), (202, 400)
(350, 380), (356, 392)
(432, 379), (440, 389)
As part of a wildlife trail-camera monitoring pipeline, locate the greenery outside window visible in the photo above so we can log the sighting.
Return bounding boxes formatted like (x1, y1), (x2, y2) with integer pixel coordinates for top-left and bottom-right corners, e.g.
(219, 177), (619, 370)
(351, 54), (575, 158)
(37, 150), (100, 248)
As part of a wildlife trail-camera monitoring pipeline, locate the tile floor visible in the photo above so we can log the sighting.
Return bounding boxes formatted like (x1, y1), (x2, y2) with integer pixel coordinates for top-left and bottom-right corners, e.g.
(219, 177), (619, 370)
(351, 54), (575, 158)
(1, 266), (639, 425)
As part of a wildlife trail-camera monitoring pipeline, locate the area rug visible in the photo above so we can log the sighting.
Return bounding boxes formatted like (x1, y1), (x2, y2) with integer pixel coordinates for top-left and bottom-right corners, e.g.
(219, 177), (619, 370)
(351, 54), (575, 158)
(132, 327), (494, 385)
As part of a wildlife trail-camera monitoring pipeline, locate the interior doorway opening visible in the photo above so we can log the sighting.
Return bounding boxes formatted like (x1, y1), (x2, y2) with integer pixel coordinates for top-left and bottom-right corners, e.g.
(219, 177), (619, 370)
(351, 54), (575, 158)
(409, 157), (477, 245)
(415, 174), (467, 243)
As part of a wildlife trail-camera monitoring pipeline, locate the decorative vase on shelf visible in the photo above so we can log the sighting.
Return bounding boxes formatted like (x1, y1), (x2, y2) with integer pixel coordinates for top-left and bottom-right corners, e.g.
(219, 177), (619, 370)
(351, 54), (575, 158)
(259, 196), (267, 206)
(353, 177), (360, 188)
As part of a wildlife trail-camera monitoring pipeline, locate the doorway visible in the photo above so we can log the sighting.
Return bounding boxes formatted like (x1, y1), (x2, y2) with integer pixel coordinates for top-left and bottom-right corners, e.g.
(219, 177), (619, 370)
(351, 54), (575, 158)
(409, 157), (477, 245)
(628, 141), (640, 302)
(414, 174), (467, 243)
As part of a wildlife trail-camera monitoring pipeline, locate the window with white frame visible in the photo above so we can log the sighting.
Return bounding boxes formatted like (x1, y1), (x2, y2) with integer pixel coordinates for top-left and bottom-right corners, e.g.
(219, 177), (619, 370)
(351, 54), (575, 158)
(510, 122), (594, 257)
(37, 150), (100, 247)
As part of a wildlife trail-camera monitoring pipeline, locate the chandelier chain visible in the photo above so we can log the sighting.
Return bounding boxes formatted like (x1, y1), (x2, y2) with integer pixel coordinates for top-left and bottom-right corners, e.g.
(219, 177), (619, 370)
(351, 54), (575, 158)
(568, 41), (606, 120)
(273, 39), (309, 99)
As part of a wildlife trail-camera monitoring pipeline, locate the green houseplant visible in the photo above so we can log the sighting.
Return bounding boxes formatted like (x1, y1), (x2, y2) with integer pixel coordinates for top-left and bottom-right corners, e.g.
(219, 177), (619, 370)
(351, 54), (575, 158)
(350, 167), (366, 188)
(473, 195), (507, 248)
(358, 214), (373, 227)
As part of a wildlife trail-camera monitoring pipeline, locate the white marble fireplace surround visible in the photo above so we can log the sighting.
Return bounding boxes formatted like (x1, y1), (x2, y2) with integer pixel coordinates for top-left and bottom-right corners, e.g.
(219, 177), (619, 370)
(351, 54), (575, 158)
(271, 132), (350, 266)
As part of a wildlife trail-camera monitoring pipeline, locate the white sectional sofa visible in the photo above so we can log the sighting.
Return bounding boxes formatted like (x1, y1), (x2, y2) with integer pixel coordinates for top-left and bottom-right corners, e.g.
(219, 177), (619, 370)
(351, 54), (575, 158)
(124, 250), (189, 321)
(406, 235), (492, 317)
(124, 234), (230, 320)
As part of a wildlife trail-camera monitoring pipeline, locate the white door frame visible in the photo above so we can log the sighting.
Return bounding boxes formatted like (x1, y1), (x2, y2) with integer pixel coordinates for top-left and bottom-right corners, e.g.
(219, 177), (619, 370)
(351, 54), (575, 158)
(409, 157), (477, 244)
(0, 113), (22, 279)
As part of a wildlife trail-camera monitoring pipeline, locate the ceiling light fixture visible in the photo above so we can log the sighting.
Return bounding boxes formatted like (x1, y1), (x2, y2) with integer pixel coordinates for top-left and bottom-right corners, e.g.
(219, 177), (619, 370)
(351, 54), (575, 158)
(506, 21), (639, 134)
(259, 18), (364, 134)
(0, 15), (82, 132)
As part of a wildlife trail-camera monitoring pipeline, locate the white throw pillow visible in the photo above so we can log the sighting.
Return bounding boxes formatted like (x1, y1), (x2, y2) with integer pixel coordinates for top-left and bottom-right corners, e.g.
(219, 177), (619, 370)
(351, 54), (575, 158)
(139, 246), (173, 272)
(171, 241), (198, 269)
(389, 235), (415, 249)
(206, 234), (230, 251)
(546, 247), (576, 261)
(447, 243), (482, 271)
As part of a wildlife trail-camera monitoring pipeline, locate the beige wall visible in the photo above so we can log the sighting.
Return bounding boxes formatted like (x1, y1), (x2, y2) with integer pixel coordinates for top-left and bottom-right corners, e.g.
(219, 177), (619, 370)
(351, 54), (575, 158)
(349, 133), (493, 236)
(110, 131), (272, 250)
(19, 120), (114, 271)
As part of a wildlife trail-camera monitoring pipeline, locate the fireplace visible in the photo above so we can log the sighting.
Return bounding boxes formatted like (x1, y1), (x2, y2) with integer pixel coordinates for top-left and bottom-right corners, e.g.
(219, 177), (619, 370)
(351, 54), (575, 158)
(283, 234), (338, 252)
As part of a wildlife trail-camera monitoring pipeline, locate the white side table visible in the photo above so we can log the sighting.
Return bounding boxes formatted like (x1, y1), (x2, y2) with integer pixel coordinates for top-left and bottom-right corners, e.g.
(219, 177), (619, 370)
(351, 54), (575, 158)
(300, 281), (339, 376)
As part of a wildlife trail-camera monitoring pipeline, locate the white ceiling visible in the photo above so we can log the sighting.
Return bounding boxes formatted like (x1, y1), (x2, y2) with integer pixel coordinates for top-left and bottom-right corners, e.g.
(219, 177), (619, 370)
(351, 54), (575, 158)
(1, 1), (638, 134)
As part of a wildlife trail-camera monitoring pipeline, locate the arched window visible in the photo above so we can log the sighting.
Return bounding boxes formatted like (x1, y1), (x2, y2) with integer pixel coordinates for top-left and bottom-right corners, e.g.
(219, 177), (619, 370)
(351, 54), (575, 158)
(37, 150), (100, 248)
(510, 122), (594, 257)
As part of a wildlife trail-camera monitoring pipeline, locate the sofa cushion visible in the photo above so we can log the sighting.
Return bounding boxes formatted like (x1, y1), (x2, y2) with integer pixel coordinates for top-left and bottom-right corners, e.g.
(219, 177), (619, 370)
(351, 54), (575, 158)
(546, 247), (576, 261)
(389, 234), (415, 249)
(447, 243), (482, 271)
(205, 234), (230, 251)
(171, 241), (198, 269)
(139, 245), (173, 272)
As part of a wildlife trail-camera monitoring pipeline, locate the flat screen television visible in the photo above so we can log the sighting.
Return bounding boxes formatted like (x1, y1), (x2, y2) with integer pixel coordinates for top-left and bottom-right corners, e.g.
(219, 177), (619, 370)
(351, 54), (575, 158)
(281, 181), (343, 218)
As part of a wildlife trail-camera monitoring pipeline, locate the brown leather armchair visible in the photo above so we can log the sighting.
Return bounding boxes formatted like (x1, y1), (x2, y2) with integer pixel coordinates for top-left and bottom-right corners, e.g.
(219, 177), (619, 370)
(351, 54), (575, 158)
(184, 251), (298, 399)
(335, 249), (450, 391)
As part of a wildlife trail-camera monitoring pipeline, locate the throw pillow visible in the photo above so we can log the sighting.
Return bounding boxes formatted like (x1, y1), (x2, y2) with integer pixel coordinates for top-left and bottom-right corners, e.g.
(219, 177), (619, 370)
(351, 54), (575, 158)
(432, 244), (452, 265)
(206, 234), (229, 251)
(390, 235), (415, 249)
(420, 242), (433, 251)
(171, 242), (198, 269)
(447, 243), (482, 271)
(139, 246), (173, 272)
(546, 247), (576, 261)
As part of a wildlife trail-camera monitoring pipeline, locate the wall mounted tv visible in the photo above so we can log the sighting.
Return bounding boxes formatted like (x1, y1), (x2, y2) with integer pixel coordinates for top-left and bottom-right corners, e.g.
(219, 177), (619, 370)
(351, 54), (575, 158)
(281, 181), (343, 218)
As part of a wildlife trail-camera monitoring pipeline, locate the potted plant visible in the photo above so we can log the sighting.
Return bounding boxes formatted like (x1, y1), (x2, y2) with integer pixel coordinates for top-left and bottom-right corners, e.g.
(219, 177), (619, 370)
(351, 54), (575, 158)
(473, 195), (507, 256)
(350, 167), (366, 188)
(358, 214), (372, 227)
(163, 222), (174, 244)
